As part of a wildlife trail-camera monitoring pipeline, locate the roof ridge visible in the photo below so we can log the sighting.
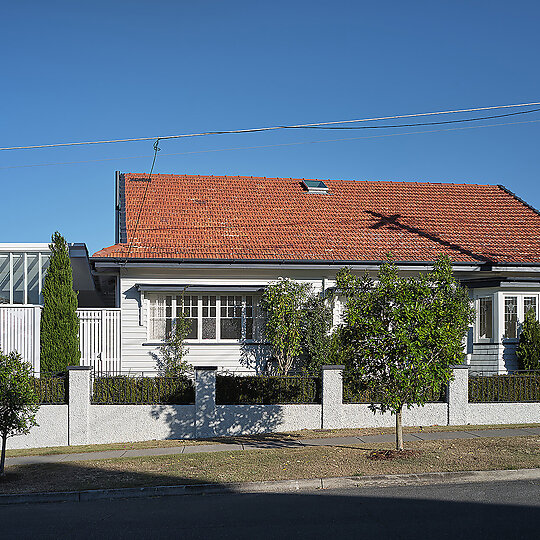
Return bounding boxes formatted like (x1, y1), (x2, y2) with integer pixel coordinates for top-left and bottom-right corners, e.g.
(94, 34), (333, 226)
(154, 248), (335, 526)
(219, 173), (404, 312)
(121, 172), (498, 187)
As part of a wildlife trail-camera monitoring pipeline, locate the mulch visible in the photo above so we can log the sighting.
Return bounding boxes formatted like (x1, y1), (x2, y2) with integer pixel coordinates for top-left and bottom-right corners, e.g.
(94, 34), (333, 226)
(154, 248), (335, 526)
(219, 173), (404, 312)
(367, 449), (422, 460)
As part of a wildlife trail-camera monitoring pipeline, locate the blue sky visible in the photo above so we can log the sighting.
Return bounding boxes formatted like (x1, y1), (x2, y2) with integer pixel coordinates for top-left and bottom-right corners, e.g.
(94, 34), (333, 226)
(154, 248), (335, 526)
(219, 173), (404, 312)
(2, 1), (539, 255)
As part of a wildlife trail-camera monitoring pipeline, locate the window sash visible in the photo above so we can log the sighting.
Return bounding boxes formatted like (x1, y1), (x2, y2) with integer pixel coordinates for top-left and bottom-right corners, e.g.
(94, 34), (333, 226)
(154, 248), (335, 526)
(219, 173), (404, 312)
(478, 297), (493, 340)
(524, 296), (537, 318)
(504, 296), (518, 339)
(148, 293), (260, 342)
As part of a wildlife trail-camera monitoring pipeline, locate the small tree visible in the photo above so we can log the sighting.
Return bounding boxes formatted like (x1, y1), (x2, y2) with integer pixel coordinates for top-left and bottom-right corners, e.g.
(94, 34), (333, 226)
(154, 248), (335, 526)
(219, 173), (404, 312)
(299, 293), (334, 375)
(516, 308), (540, 370)
(0, 351), (40, 476)
(336, 255), (474, 451)
(40, 232), (80, 372)
(261, 279), (310, 375)
(156, 310), (192, 377)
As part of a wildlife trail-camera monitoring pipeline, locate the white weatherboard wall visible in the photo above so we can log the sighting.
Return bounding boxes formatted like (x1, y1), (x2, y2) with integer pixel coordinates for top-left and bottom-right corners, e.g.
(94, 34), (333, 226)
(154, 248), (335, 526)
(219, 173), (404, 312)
(7, 366), (540, 449)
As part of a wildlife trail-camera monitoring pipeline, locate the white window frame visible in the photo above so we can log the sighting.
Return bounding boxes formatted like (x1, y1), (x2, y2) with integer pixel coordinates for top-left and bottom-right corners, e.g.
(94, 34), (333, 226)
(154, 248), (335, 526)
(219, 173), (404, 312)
(476, 295), (494, 343)
(146, 292), (261, 344)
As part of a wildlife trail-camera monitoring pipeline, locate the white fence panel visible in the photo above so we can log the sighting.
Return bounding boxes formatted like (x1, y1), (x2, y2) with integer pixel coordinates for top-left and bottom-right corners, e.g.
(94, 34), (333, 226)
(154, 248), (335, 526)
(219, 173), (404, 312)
(0, 307), (121, 373)
(0, 306), (41, 370)
(78, 309), (121, 373)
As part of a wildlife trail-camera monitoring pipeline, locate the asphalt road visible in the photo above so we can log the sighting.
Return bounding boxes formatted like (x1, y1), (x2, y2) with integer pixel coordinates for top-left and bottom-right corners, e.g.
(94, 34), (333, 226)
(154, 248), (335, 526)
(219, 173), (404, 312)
(1, 479), (539, 539)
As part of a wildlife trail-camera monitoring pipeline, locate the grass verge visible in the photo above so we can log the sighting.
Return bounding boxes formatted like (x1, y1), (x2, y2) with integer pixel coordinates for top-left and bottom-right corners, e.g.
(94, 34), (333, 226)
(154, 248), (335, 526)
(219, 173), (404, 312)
(1, 436), (539, 494)
(6, 423), (540, 458)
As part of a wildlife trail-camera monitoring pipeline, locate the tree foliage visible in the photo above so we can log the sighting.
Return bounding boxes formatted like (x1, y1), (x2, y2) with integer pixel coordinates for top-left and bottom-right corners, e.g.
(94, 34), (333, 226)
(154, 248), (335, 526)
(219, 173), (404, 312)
(156, 309), (193, 377)
(261, 280), (334, 375)
(40, 232), (80, 372)
(0, 351), (40, 476)
(516, 307), (540, 371)
(298, 293), (334, 375)
(261, 279), (311, 375)
(336, 255), (474, 450)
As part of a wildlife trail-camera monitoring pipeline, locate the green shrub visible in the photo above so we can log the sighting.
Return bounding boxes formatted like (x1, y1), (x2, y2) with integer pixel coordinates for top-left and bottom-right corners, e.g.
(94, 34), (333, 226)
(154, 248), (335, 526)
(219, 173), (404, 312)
(342, 373), (446, 403)
(468, 373), (540, 402)
(216, 375), (321, 405)
(92, 376), (195, 404)
(516, 308), (540, 370)
(31, 375), (67, 404)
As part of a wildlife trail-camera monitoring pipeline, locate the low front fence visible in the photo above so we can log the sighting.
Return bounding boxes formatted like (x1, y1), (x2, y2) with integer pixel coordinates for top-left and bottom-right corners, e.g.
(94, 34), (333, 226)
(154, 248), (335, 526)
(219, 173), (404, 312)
(9, 366), (540, 450)
(469, 370), (540, 403)
(216, 375), (322, 404)
(91, 372), (195, 405)
(32, 372), (67, 404)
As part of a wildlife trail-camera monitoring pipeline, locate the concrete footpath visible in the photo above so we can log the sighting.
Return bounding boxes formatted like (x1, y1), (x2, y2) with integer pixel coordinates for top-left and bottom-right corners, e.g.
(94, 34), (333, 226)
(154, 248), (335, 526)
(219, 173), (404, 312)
(7, 426), (540, 467)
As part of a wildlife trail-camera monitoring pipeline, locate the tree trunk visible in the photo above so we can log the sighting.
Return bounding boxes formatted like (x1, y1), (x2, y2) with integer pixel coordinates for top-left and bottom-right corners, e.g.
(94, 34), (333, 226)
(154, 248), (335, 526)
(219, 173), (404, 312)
(395, 406), (403, 451)
(0, 432), (7, 477)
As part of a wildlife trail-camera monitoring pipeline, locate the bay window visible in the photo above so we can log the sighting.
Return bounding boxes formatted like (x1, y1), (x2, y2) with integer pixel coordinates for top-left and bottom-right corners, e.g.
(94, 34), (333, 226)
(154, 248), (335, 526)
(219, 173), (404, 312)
(475, 292), (540, 341)
(147, 293), (260, 342)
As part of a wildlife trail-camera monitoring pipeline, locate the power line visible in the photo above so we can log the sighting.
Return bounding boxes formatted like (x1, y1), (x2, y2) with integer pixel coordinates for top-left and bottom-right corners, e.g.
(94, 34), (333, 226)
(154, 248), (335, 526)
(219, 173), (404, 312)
(122, 139), (161, 265)
(284, 107), (540, 129)
(1, 117), (539, 171)
(1, 100), (539, 151)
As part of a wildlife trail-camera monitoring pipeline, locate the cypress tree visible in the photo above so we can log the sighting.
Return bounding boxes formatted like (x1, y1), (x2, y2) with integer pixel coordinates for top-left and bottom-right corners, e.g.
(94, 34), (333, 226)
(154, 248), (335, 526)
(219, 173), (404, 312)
(40, 232), (80, 372)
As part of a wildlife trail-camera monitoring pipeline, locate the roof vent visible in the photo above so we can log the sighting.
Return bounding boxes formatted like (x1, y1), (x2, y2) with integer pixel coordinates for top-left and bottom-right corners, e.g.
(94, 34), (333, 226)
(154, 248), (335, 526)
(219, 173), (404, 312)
(302, 179), (329, 194)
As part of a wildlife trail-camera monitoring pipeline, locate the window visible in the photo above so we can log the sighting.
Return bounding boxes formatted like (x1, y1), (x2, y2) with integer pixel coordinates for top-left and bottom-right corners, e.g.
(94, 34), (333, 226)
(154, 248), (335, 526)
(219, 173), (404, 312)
(0, 251), (50, 305)
(502, 294), (539, 340)
(148, 293), (260, 342)
(524, 296), (537, 318)
(220, 295), (242, 339)
(202, 295), (217, 339)
(504, 296), (518, 339)
(479, 297), (493, 339)
(178, 295), (198, 339)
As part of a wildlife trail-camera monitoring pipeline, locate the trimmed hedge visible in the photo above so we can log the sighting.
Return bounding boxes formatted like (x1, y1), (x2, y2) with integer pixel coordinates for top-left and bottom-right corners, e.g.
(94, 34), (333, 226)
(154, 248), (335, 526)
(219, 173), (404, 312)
(342, 375), (446, 404)
(32, 375), (67, 404)
(92, 375), (195, 404)
(469, 372), (540, 402)
(216, 375), (322, 405)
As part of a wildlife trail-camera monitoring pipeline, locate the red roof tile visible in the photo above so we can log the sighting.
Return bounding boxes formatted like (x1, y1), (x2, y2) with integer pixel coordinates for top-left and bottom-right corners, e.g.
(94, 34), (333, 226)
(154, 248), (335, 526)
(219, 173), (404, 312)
(92, 173), (540, 264)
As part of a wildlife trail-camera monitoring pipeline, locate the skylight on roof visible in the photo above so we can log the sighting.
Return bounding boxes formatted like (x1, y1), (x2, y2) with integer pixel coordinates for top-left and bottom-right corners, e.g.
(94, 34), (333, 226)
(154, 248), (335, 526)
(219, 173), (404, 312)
(302, 179), (329, 194)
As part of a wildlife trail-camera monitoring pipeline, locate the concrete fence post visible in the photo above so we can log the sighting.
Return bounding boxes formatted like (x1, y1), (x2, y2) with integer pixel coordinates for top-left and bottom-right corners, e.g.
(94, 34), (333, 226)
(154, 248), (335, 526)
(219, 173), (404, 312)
(322, 365), (344, 429)
(67, 366), (92, 445)
(195, 367), (217, 438)
(447, 365), (469, 426)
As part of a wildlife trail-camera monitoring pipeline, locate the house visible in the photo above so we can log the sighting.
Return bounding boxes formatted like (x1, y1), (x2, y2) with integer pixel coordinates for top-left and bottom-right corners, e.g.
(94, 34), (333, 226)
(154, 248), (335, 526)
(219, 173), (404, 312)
(91, 172), (540, 375)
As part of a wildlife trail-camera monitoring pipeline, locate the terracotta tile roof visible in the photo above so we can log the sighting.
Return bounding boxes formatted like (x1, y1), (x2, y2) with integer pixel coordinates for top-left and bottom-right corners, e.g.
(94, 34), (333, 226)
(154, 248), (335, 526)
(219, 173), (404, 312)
(92, 173), (540, 264)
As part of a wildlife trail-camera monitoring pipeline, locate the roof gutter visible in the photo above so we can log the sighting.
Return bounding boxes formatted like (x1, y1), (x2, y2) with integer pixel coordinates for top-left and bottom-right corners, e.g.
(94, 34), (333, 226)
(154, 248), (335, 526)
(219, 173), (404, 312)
(91, 257), (500, 273)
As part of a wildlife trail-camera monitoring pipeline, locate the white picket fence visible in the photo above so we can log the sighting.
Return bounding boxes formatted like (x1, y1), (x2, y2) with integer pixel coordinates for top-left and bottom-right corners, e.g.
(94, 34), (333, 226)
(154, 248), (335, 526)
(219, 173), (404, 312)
(0, 306), (121, 373)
